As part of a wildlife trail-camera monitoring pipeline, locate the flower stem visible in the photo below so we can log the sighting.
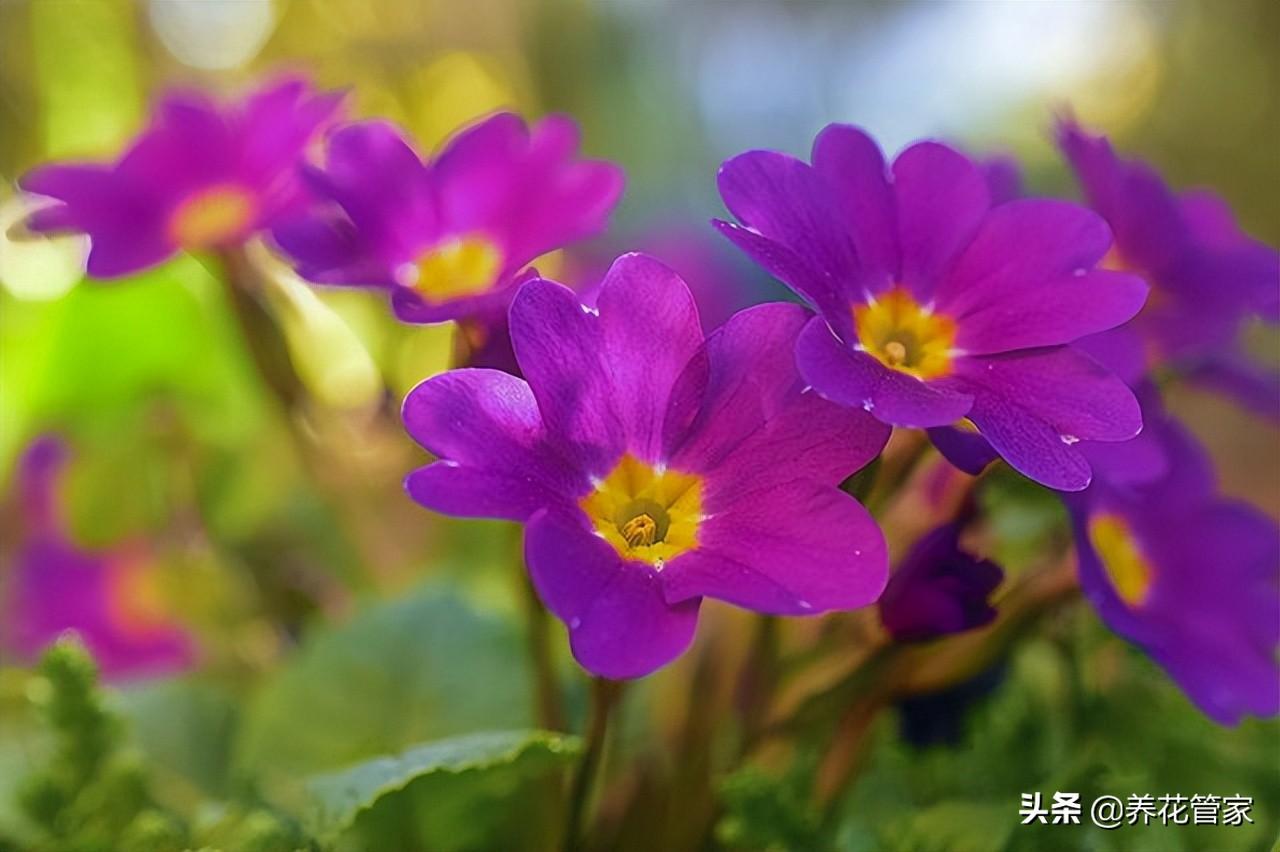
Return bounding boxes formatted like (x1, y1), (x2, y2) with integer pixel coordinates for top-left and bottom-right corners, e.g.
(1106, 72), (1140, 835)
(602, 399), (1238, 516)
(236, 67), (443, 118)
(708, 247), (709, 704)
(563, 677), (623, 852)
(735, 614), (780, 753)
(215, 248), (307, 412)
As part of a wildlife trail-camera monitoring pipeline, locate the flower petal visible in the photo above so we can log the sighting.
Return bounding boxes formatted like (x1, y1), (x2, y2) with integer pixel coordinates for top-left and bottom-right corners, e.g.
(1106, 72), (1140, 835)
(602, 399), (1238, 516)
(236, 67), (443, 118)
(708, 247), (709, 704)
(711, 221), (853, 335)
(508, 277), (625, 471)
(810, 124), (899, 279)
(717, 150), (861, 293)
(526, 508), (700, 679)
(946, 347), (1142, 491)
(891, 141), (989, 299)
(1056, 119), (1189, 275)
(594, 253), (704, 460)
(952, 268), (1148, 355)
(796, 315), (973, 428)
(402, 368), (583, 520)
(662, 479), (887, 615)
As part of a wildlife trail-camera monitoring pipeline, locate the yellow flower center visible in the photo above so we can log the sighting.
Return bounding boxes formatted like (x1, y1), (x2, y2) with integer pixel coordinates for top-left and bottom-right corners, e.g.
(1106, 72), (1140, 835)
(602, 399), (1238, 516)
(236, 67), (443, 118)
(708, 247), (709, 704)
(580, 454), (703, 567)
(168, 184), (257, 249)
(1087, 513), (1155, 607)
(853, 287), (957, 379)
(404, 234), (504, 302)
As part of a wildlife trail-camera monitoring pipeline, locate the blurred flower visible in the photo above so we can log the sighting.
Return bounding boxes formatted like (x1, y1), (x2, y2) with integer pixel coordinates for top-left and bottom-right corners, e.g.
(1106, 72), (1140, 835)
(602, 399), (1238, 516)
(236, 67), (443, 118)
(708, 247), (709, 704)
(19, 76), (343, 278)
(402, 254), (889, 678)
(272, 113), (624, 324)
(1059, 119), (1280, 419)
(1067, 398), (1280, 725)
(3, 436), (196, 680)
(878, 521), (1002, 642)
(716, 124), (1145, 491)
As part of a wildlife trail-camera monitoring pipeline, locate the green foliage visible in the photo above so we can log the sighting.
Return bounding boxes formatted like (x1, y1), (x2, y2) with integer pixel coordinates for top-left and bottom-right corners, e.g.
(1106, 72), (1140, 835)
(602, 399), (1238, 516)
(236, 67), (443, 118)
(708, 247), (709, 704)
(236, 588), (534, 777)
(305, 730), (580, 851)
(114, 677), (241, 803)
(717, 753), (824, 852)
(830, 619), (1280, 852)
(15, 637), (189, 852)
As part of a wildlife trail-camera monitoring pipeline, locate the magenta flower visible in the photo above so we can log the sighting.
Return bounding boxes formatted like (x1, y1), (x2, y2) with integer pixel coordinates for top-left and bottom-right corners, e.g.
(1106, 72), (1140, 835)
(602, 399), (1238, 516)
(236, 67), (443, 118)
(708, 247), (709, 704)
(878, 521), (1003, 643)
(1058, 119), (1279, 419)
(272, 113), (625, 324)
(3, 437), (196, 681)
(1067, 404), (1279, 724)
(19, 77), (343, 278)
(402, 253), (890, 678)
(715, 124), (1147, 491)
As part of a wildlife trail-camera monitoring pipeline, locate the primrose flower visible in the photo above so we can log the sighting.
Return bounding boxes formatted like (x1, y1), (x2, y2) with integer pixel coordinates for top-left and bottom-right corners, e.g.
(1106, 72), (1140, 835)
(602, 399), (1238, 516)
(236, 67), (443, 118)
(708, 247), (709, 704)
(1058, 119), (1279, 418)
(273, 113), (625, 324)
(19, 77), (343, 278)
(878, 521), (1003, 642)
(402, 253), (890, 679)
(1067, 402), (1280, 725)
(3, 437), (196, 680)
(715, 124), (1147, 491)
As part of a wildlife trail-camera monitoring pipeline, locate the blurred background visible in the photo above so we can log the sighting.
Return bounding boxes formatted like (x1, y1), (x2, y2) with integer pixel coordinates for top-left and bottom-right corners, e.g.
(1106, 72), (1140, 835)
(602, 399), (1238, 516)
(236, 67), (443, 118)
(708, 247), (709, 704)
(0, 1), (1277, 851)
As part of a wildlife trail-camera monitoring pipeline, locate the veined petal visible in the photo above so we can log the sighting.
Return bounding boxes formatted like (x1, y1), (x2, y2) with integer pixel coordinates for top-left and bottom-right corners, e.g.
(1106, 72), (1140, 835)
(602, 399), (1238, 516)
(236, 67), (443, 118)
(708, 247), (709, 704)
(891, 140), (989, 300)
(811, 124), (899, 278)
(662, 479), (887, 615)
(526, 508), (699, 679)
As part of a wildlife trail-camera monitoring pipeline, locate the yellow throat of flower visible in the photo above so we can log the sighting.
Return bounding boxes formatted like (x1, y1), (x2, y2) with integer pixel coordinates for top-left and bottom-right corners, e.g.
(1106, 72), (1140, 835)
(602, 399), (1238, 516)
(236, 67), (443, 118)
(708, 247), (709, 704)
(404, 234), (504, 302)
(580, 454), (703, 567)
(1087, 513), (1155, 607)
(853, 287), (957, 380)
(168, 184), (257, 249)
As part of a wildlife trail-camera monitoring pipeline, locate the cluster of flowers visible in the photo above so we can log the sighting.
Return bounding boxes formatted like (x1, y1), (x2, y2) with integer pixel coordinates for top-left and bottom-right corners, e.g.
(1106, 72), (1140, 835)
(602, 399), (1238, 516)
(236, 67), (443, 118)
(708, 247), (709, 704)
(12, 76), (1278, 723)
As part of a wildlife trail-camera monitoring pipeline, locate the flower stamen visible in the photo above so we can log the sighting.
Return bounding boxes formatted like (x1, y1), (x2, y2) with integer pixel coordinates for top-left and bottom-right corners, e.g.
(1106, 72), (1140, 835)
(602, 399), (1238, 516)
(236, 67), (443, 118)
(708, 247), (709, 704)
(621, 513), (658, 548)
(853, 287), (957, 379)
(580, 454), (703, 565)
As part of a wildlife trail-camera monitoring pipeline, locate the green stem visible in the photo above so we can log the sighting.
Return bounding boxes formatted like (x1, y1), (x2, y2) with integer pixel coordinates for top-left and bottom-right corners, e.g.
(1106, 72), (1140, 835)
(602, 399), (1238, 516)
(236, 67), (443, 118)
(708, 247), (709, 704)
(735, 614), (780, 753)
(215, 248), (307, 413)
(563, 677), (622, 852)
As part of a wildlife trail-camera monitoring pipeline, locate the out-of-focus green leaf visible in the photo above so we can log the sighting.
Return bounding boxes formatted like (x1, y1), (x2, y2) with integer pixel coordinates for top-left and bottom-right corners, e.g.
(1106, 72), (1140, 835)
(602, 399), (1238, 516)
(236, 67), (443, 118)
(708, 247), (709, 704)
(114, 678), (240, 807)
(235, 587), (534, 777)
(978, 467), (1069, 574)
(305, 729), (580, 851)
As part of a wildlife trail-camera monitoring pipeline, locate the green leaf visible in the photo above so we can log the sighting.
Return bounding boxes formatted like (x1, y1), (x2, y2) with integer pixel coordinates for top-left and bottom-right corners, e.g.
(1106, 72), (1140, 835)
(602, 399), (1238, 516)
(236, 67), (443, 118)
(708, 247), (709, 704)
(235, 587), (535, 777)
(304, 730), (580, 847)
(114, 678), (240, 806)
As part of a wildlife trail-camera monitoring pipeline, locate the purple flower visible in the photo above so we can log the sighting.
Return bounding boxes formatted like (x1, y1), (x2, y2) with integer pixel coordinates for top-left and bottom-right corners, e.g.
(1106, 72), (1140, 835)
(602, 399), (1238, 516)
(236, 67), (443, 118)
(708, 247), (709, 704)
(1058, 119), (1279, 419)
(273, 113), (625, 324)
(1068, 403), (1279, 725)
(19, 77), (343, 278)
(3, 437), (196, 680)
(402, 253), (890, 678)
(878, 521), (1003, 642)
(715, 124), (1146, 491)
